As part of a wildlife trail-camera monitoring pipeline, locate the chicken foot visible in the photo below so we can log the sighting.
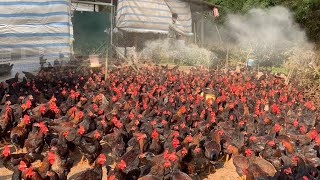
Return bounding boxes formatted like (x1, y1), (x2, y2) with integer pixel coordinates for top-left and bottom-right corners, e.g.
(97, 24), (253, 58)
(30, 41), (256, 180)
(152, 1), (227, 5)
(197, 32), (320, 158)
(79, 155), (88, 164)
(240, 175), (247, 180)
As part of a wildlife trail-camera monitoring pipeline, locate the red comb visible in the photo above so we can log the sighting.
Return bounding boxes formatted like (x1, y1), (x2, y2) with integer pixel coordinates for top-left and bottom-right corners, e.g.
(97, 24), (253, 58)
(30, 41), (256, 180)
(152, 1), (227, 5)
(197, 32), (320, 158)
(2, 146), (10, 157)
(94, 131), (101, 139)
(172, 138), (180, 148)
(117, 160), (126, 170)
(151, 129), (159, 139)
(48, 152), (56, 165)
(78, 126), (85, 135)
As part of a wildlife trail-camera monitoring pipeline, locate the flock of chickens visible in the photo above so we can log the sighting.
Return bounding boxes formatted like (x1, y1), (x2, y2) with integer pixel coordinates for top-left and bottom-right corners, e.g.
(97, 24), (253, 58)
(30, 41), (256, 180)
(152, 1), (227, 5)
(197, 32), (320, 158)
(0, 62), (319, 180)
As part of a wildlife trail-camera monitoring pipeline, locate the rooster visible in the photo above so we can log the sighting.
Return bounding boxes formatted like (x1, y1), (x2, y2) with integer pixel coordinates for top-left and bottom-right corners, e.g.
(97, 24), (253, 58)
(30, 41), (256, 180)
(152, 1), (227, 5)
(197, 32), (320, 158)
(10, 115), (31, 153)
(0, 104), (13, 143)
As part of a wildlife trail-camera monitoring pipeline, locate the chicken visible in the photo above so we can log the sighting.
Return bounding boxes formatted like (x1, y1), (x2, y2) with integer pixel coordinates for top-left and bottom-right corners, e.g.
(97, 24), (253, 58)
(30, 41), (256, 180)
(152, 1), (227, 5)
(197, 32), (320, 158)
(24, 122), (47, 154)
(149, 129), (163, 155)
(0, 63), (319, 180)
(120, 150), (141, 179)
(75, 135), (102, 165)
(203, 130), (222, 161)
(30, 103), (50, 120)
(48, 120), (78, 142)
(277, 135), (295, 154)
(247, 156), (277, 179)
(133, 132), (148, 154)
(106, 159), (127, 180)
(104, 128), (127, 158)
(5, 73), (19, 86)
(1, 146), (28, 171)
(49, 134), (70, 159)
(22, 71), (36, 80)
(20, 163), (43, 180)
(71, 154), (106, 180)
(10, 115), (30, 152)
(48, 146), (74, 179)
(171, 168), (193, 180)
(0, 104), (13, 143)
(226, 144), (249, 180)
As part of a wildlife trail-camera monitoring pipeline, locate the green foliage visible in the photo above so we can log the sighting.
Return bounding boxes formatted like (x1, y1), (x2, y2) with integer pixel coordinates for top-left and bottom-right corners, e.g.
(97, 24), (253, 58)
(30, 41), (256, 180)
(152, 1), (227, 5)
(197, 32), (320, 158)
(207, 0), (320, 42)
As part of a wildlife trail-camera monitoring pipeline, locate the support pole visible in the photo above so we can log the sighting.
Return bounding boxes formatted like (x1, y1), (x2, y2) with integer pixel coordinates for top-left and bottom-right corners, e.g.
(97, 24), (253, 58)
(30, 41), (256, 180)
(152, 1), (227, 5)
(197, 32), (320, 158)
(193, 22), (196, 44)
(200, 6), (204, 47)
(226, 46), (229, 67)
(105, 0), (113, 81)
(200, 16), (204, 47)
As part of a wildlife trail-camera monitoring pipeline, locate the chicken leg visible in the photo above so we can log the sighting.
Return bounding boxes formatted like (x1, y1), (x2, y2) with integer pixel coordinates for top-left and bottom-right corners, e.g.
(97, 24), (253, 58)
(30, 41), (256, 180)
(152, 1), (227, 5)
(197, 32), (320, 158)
(79, 155), (85, 164)
(13, 146), (19, 153)
(240, 175), (246, 180)
(225, 154), (230, 163)
(79, 155), (89, 164)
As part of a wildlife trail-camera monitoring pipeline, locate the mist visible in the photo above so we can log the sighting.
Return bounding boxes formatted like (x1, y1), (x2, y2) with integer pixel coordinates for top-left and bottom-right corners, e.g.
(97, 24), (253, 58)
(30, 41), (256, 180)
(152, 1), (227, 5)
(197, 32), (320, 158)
(140, 39), (216, 67)
(139, 6), (314, 66)
(230, 7), (304, 45)
(207, 6), (315, 64)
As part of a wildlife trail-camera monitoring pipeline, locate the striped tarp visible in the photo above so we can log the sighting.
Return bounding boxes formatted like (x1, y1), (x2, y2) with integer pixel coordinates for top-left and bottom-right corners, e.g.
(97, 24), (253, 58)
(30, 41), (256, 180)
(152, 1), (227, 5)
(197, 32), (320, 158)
(115, 0), (192, 34)
(0, 0), (72, 61)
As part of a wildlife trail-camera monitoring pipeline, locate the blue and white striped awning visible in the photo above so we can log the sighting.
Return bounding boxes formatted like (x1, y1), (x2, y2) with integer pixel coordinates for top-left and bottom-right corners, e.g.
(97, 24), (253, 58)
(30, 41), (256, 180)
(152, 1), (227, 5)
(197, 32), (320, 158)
(0, 0), (73, 60)
(116, 0), (192, 34)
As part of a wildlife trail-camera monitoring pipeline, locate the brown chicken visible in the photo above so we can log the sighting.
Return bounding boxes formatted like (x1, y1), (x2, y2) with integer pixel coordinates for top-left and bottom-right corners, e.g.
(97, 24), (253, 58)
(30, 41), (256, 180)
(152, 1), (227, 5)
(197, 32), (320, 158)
(1, 146), (30, 172)
(120, 147), (141, 179)
(75, 135), (102, 165)
(171, 168), (193, 180)
(149, 129), (163, 155)
(24, 122), (47, 154)
(19, 160), (43, 180)
(71, 154), (106, 180)
(34, 155), (51, 179)
(227, 144), (249, 180)
(106, 159), (127, 180)
(0, 104), (13, 143)
(247, 156), (277, 179)
(48, 146), (73, 179)
(204, 130), (222, 161)
(10, 115), (30, 152)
